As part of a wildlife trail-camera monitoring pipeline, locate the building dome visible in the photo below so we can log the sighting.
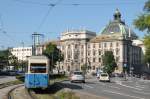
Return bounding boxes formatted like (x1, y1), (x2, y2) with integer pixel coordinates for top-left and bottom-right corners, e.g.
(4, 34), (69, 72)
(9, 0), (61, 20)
(100, 9), (138, 40)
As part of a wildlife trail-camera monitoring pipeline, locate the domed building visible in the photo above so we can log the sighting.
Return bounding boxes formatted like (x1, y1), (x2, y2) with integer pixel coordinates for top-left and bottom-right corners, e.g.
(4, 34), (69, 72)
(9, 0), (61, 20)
(90, 9), (141, 74)
(60, 9), (142, 74)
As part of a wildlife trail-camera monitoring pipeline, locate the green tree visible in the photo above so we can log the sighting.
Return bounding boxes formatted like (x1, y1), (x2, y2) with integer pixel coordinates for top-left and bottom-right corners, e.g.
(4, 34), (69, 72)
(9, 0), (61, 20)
(102, 51), (117, 74)
(0, 49), (19, 70)
(134, 0), (150, 65)
(43, 43), (63, 71)
(81, 64), (87, 75)
(8, 55), (18, 70)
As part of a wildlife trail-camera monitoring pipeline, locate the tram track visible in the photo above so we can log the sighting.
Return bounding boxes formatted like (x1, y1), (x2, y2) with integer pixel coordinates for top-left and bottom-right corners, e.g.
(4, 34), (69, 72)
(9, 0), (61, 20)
(0, 80), (23, 90)
(25, 88), (38, 99)
(0, 83), (15, 89)
(7, 84), (39, 99)
(7, 84), (24, 99)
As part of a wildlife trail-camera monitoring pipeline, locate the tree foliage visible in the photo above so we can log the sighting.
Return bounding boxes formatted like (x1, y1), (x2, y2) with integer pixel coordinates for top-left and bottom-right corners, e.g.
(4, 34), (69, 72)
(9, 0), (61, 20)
(134, 0), (150, 33)
(43, 43), (63, 70)
(81, 64), (87, 74)
(134, 0), (150, 64)
(0, 49), (11, 65)
(144, 35), (150, 64)
(0, 49), (19, 70)
(102, 51), (117, 74)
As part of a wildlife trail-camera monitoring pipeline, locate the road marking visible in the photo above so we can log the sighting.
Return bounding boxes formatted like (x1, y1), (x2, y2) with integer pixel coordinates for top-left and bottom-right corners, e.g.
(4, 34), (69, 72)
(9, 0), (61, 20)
(135, 82), (145, 89)
(108, 86), (120, 90)
(135, 85), (145, 89)
(104, 90), (145, 99)
(84, 84), (94, 89)
(117, 83), (142, 91)
(133, 91), (150, 95)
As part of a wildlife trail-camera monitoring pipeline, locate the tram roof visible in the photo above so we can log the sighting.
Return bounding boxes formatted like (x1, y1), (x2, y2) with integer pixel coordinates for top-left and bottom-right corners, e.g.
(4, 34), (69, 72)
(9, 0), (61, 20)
(28, 55), (49, 60)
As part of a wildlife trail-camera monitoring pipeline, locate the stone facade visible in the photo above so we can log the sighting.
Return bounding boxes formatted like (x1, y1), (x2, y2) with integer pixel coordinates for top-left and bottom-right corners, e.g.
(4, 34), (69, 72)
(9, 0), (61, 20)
(60, 9), (142, 74)
(60, 30), (96, 72)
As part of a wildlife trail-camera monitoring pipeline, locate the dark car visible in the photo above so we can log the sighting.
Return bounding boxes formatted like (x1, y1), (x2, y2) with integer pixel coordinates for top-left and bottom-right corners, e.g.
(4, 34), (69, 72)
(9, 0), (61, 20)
(7, 70), (17, 76)
(16, 71), (25, 76)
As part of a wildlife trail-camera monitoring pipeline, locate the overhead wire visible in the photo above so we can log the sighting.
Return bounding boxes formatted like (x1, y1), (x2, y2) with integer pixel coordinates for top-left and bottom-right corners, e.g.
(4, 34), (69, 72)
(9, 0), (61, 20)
(0, 14), (21, 46)
(36, 0), (63, 32)
(12, 0), (144, 7)
(12, 0), (49, 6)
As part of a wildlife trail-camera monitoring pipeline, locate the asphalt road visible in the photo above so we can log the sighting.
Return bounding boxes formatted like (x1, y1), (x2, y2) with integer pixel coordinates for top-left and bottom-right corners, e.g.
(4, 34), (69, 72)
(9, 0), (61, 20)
(61, 77), (150, 99)
(0, 76), (16, 84)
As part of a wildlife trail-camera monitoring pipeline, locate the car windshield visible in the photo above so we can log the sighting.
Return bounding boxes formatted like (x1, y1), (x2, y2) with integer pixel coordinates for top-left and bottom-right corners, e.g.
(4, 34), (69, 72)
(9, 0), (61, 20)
(101, 73), (108, 76)
(74, 72), (83, 75)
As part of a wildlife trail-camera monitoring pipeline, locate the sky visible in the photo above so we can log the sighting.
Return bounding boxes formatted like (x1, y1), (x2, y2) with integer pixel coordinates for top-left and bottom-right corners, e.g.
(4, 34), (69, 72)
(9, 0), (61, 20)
(0, 0), (148, 49)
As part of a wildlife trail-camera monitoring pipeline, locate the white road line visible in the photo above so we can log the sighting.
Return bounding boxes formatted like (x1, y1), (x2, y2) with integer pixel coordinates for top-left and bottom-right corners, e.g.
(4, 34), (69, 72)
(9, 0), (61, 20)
(108, 86), (120, 90)
(84, 84), (94, 89)
(104, 90), (145, 99)
(135, 85), (145, 89)
(133, 91), (150, 95)
(117, 83), (142, 91)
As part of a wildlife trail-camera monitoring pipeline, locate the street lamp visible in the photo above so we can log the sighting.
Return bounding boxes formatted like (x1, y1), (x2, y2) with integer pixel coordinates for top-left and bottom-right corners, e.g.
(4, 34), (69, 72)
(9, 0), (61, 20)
(21, 41), (24, 71)
(123, 63), (127, 80)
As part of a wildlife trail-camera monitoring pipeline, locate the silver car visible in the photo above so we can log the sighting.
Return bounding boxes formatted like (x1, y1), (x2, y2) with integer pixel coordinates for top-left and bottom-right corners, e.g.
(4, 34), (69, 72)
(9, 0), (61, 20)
(70, 71), (85, 83)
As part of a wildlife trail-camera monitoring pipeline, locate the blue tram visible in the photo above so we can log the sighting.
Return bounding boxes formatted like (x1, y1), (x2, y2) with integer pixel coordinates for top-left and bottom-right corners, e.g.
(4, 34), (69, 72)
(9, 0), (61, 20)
(25, 56), (49, 88)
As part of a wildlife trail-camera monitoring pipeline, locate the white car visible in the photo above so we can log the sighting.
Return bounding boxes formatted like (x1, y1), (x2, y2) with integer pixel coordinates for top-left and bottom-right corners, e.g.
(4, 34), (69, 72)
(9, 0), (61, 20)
(99, 73), (110, 82)
(70, 71), (85, 83)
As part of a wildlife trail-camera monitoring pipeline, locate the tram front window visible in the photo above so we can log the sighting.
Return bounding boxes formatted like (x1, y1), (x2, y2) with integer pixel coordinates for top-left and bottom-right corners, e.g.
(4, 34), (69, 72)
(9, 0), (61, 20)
(30, 63), (46, 73)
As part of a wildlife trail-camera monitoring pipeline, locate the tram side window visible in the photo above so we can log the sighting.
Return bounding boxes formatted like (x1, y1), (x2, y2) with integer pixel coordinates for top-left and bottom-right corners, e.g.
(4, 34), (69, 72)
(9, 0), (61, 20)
(30, 63), (46, 73)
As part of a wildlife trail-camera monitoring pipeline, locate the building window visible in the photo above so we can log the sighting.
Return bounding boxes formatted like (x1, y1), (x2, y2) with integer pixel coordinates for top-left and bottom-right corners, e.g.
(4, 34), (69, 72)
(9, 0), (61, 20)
(93, 66), (95, 70)
(75, 44), (78, 49)
(116, 56), (120, 62)
(62, 46), (64, 50)
(93, 58), (95, 62)
(104, 43), (107, 48)
(81, 58), (84, 62)
(88, 51), (90, 56)
(68, 45), (71, 49)
(81, 45), (84, 49)
(88, 44), (90, 48)
(88, 58), (90, 62)
(99, 58), (101, 62)
(99, 50), (101, 55)
(93, 50), (96, 56)
(93, 44), (95, 48)
(116, 42), (119, 47)
(116, 49), (119, 55)
(68, 66), (70, 71)
(99, 43), (101, 48)
(81, 51), (84, 56)
(110, 42), (113, 47)
(68, 54), (71, 59)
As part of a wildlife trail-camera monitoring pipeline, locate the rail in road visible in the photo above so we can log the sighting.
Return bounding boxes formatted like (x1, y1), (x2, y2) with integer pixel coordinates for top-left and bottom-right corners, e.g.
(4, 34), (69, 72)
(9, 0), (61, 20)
(7, 84), (38, 99)
(0, 82), (19, 89)
(25, 88), (38, 99)
(7, 85), (24, 99)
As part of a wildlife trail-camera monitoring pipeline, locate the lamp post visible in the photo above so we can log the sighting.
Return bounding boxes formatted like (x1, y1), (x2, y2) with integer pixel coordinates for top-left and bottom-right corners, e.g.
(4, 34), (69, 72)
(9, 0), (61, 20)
(123, 63), (127, 80)
(21, 41), (24, 71)
(57, 36), (61, 74)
